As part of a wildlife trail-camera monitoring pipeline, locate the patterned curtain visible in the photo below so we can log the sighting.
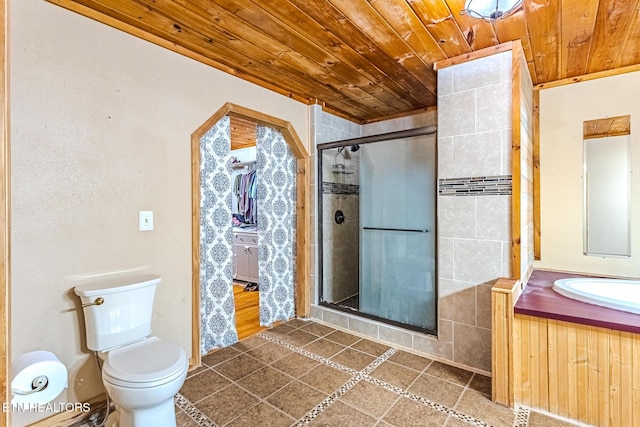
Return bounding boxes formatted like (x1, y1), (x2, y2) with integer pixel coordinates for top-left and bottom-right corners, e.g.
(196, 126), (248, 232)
(256, 125), (297, 326)
(199, 116), (238, 352)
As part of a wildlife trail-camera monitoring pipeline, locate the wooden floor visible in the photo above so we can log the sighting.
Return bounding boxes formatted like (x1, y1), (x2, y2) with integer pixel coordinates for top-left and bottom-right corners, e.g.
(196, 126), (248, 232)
(233, 283), (265, 340)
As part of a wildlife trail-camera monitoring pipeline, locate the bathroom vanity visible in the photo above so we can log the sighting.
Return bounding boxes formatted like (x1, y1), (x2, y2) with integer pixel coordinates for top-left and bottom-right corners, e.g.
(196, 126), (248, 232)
(233, 229), (258, 283)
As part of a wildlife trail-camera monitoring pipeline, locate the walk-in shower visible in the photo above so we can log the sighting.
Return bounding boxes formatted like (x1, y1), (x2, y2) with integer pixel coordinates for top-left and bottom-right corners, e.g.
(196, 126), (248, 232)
(318, 127), (437, 334)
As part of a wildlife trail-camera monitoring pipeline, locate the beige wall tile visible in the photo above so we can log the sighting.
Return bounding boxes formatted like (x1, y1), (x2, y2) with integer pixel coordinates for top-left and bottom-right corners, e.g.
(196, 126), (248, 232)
(438, 319), (453, 342)
(475, 82), (512, 132)
(438, 196), (476, 239)
(475, 196), (511, 241)
(453, 239), (502, 283)
(349, 316), (379, 337)
(438, 67), (453, 96)
(437, 136), (453, 178)
(320, 307), (349, 329)
(379, 324), (414, 348)
(438, 238), (454, 279)
(438, 277), (478, 299)
(453, 323), (491, 372)
(414, 333), (453, 360)
(452, 130), (503, 177)
(438, 91), (476, 137)
(439, 287), (476, 325)
(475, 283), (494, 329)
(452, 54), (502, 93)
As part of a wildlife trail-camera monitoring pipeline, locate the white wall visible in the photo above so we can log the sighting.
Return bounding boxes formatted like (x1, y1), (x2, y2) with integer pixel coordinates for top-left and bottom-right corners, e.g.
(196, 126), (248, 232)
(537, 71), (640, 278)
(10, 0), (308, 423)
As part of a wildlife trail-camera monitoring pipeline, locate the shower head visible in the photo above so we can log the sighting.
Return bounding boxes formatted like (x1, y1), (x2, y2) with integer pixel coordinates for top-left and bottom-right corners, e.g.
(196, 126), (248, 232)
(350, 144), (360, 152)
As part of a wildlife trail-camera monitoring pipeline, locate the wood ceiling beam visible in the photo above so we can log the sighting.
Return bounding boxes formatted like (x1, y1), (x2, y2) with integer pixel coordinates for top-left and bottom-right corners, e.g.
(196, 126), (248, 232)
(535, 62), (640, 90)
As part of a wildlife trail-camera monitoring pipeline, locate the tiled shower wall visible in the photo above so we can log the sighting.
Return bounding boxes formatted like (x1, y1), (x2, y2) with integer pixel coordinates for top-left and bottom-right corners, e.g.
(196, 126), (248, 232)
(436, 51), (514, 372)
(307, 50), (530, 374)
(309, 106), (453, 368)
(309, 105), (362, 304)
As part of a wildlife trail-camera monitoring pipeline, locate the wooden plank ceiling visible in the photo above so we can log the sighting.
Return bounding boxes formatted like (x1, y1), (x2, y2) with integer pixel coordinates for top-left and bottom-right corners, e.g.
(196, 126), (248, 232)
(50, 0), (640, 123)
(583, 115), (631, 139)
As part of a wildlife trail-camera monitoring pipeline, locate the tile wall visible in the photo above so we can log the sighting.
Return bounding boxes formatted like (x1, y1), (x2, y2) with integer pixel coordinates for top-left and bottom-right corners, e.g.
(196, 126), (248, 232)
(307, 49), (531, 374)
(435, 51), (514, 372)
(309, 106), (464, 371)
(309, 105), (362, 303)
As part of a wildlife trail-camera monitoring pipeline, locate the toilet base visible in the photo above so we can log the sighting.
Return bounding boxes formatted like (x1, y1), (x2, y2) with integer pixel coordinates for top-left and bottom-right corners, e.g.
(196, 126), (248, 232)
(106, 398), (177, 427)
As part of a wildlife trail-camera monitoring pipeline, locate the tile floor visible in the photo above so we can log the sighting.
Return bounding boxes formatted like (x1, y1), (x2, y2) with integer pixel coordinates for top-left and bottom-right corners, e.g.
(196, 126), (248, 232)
(175, 319), (580, 427)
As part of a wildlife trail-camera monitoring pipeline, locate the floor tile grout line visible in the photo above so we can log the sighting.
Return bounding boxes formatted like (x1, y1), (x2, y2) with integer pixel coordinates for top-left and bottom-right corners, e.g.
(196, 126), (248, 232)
(291, 375), (363, 426)
(181, 324), (514, 427)
(290, 346), (399, 425)
(258, 332), (361, 375)
(261, 330), (505, 427)
(362, 376), (494, 427)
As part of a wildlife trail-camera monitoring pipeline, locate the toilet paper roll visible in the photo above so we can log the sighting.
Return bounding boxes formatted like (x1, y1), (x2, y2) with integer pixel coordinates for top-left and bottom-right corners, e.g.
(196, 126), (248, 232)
(11, 351), (68, 405)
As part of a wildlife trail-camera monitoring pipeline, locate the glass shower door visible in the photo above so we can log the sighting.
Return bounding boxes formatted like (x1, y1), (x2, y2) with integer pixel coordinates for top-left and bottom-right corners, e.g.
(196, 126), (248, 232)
(359, 136), (436, 331)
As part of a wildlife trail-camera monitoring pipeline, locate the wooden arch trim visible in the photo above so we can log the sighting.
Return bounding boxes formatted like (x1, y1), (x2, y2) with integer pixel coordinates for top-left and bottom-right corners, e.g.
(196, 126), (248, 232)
(190, 102), (310, 367)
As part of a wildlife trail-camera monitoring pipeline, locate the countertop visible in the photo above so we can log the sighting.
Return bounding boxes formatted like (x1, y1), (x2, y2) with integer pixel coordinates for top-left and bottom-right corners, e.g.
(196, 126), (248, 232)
(233, 226), (257, 234)
(515, 269), (640, 334)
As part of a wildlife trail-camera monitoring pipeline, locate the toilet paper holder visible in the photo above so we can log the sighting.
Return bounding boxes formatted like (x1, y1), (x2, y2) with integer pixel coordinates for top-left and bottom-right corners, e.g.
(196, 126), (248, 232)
(12, 375), (48, 396)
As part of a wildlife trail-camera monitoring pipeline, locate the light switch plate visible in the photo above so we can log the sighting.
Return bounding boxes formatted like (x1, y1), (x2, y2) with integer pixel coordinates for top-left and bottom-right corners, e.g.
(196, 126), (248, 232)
(139, 211), (154, 231)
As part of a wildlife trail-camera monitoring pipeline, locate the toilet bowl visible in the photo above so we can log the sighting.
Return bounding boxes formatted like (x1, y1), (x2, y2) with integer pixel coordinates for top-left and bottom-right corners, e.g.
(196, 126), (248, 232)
(74, 275), (188, 427)
(102, 337), (188, 427)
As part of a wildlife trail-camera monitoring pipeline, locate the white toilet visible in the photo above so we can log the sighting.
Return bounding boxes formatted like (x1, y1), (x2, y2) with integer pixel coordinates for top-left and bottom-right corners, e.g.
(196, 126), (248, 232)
(75, 274), (188, 427)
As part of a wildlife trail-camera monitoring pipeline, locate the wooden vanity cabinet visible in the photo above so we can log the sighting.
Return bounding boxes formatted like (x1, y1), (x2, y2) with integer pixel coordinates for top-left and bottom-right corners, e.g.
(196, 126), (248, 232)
(233, 232), (258, 283)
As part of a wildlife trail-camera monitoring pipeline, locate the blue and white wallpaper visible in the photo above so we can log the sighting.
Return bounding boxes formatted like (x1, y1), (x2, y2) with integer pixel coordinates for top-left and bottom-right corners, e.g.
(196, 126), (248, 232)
(199, 116), (238, 352)
(256, 125), (297, 326)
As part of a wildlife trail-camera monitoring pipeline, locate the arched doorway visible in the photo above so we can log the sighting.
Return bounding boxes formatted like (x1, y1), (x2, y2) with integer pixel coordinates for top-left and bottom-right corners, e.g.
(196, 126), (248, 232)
(190, 103), (309, 367)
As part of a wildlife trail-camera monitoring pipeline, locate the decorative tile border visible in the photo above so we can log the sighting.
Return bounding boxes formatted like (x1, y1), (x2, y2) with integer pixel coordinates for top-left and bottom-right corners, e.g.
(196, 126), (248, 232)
(176, 328), (522, 427)
(514, 406), (530, 427)
(322, 181), (360, 195)
(439, 175), (512, 196)
(290, 347), (397, 426)
(174, 393), (217, 427)
(259, 331), (360, 376)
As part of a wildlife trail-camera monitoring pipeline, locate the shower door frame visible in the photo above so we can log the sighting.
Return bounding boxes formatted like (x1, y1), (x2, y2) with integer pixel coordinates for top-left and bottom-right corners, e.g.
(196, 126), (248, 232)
(317, 126), (438, 335)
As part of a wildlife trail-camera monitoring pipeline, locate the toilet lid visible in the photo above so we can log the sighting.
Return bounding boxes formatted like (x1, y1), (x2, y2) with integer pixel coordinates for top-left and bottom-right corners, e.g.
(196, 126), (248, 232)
(103, 336), (187, 384)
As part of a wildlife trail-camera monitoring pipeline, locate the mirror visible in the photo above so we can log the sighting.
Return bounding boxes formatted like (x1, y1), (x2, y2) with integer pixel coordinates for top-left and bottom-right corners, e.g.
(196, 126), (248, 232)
(583, 115), (631, 257)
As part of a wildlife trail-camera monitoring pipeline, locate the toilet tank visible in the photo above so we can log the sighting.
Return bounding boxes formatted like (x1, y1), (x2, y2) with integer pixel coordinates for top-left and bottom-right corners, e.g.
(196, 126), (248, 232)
(74, 274), (161, 352)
